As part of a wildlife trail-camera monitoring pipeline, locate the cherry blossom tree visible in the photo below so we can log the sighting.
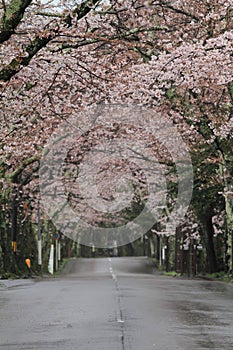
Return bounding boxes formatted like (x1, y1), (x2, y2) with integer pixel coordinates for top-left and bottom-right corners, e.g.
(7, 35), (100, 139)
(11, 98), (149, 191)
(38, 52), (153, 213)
(0, 0), (232, 274)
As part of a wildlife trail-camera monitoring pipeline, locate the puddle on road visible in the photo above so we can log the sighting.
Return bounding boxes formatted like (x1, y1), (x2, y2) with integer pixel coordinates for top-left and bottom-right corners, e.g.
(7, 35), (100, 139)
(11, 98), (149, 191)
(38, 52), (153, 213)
(165, 298), (233, 349)
(173, 301), (229, 327)
(199, 281), (233, 298)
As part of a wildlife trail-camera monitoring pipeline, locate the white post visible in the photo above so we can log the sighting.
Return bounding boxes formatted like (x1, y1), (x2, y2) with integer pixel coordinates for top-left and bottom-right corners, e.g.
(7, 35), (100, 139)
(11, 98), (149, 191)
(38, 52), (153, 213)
(55, 240), (58, 272)
(58, 242), (61, 262)
(48, 244), (54, 275)
(37, 205), (42, 268)
(159, 237), (162, 266)
(162, 246), (166, 264)
(38, 239), (42, 266)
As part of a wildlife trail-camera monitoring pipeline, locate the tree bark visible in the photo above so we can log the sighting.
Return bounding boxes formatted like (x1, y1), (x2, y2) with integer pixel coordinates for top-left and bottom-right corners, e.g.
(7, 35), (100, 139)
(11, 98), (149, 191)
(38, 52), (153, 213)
(0, 0), (33, 44)
(203, 214), (217, 273)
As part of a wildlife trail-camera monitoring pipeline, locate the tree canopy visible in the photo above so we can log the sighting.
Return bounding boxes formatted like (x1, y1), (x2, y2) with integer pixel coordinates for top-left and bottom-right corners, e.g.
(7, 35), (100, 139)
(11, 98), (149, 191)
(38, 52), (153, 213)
(0, 0), (232, 274)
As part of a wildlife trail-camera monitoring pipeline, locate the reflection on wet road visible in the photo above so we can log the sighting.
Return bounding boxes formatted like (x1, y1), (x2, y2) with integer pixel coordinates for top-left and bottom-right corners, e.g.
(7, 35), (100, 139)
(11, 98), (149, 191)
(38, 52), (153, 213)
(0, 257), (233, 349)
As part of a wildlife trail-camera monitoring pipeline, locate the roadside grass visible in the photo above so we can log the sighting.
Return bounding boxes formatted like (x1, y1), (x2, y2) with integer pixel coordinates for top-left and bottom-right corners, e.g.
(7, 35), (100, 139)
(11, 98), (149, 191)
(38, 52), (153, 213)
(0, 272), (21, 280)
(164, 270), (233, 283)
(164, 271), (182, 277)
(199, 272), (233, 283)
(149, 258), (233, 282)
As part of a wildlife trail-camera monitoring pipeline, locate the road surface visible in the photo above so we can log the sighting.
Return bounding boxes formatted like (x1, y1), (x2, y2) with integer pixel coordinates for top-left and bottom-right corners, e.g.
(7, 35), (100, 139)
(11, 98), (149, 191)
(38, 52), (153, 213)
(0, 257), (233, 349)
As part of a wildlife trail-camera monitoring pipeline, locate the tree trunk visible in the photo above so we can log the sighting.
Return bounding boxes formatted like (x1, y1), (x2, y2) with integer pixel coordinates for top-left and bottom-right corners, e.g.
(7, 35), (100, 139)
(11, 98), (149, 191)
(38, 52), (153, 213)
(165, 236), (169, 272)
(11, 196), (19, 274)
(175, 226), (182, 273)
(203, 214), (217, 273)
(225, 198), (233, 274)
(155, 234), (160, 265)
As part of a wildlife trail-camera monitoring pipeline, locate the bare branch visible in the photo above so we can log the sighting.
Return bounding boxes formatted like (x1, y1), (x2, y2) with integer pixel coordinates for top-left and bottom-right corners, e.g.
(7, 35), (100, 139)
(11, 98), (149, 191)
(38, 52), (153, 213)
(72, 0), (101, 19)
(35, 11), (63, 18)
(154, 0), (200, 21)
(0, 0), (104, 82)
(0, 33), (56, 81)
(55, 25), (168, 51)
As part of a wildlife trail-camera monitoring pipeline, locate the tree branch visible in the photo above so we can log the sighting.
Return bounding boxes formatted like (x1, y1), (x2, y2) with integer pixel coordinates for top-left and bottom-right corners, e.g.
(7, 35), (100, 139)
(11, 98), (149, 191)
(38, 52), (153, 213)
(54, 26), (168, 51)
(35, 11), (63, 18)
(0, 33), (56, 81)
(155, 0), (200, 22)
(0, 0), (103, 82)
(8, 155), (40, 183)
(72, 0), (101, 20)
(0, 0), (33, 44)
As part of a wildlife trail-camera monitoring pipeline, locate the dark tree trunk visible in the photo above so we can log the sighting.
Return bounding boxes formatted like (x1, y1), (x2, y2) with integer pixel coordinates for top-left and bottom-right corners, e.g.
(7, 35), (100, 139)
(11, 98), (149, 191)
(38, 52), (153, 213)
(175, 226), (182, 273)
(155, 234), (160, 265)
(11, 196), (19, 274)
(11, 197), (18, 245)
(203, 214), (217, 273)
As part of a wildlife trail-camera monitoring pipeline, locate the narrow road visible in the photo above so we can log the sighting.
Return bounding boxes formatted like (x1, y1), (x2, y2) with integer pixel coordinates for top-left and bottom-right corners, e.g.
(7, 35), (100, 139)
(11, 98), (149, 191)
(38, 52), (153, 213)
(0, 257), (233, 349)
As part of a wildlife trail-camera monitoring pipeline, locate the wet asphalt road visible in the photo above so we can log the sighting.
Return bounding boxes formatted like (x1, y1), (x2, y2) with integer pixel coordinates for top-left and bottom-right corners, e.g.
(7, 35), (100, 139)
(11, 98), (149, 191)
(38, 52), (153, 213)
(0, 257), (233, 350)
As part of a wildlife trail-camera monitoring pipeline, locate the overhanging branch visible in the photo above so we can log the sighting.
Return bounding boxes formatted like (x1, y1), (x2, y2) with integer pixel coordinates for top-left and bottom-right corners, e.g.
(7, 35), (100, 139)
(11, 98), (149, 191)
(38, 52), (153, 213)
(54, 25), (168, 51)
(0, 0), (33, 44)
(0, 34), (55, 81)
(8, 155), (40, 183)
(0, 0), (103, 82)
